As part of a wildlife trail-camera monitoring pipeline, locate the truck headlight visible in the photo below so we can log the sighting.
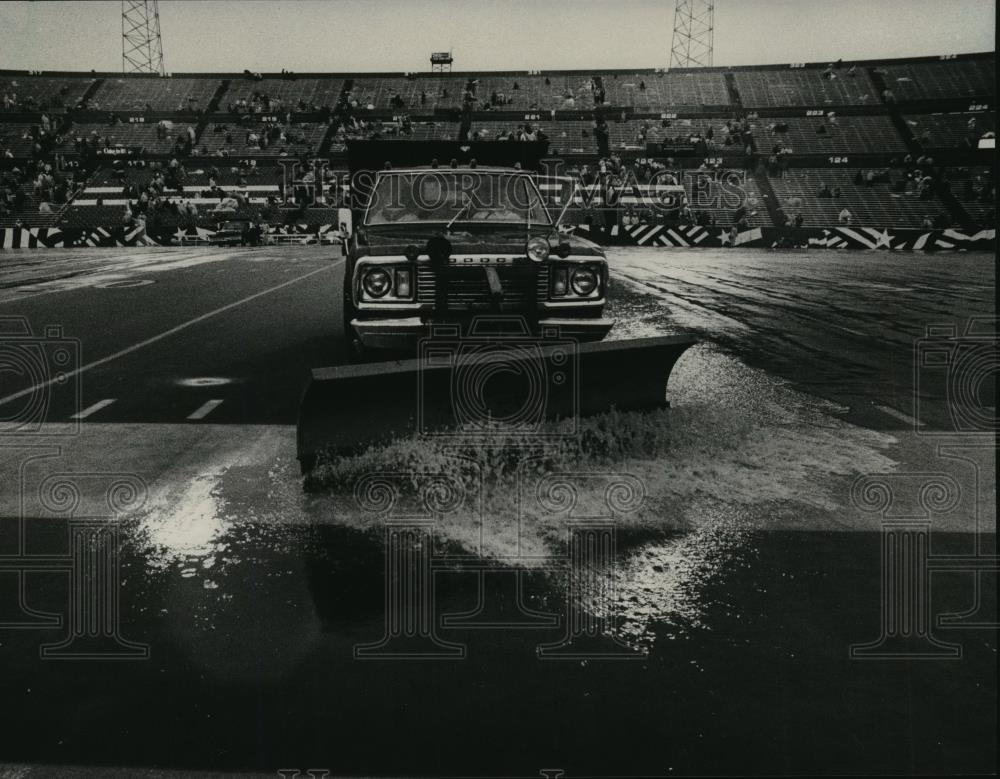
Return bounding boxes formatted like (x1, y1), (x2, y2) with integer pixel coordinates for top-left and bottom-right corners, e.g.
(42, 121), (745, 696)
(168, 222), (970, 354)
(362, 267), (392, 298)
(526, 237), (550, 263)
(570, 266), (599, 296)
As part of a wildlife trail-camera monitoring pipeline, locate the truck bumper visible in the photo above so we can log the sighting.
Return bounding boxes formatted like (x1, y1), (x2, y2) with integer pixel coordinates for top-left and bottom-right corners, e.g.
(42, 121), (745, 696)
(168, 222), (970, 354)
(351, 316), (615, 351)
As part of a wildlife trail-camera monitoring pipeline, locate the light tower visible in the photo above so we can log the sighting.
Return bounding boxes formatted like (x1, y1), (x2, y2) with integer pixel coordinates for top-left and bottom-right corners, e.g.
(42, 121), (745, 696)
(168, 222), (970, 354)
(669, 0), (714, 69)
(121, 0), (165, 75)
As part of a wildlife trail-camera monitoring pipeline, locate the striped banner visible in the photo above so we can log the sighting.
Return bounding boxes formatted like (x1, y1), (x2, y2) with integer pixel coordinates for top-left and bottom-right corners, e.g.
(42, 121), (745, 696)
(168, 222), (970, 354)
(1, 225), (994, 252)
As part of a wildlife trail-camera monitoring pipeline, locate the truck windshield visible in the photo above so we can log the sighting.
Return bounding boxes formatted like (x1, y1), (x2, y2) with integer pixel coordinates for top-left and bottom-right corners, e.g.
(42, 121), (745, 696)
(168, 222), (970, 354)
(364, 171), (551, 226)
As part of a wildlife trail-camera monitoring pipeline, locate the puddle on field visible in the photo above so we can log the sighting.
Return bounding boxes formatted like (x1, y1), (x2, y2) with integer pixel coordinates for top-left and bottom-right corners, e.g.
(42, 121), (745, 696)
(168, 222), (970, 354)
(101, 334), (900, 653)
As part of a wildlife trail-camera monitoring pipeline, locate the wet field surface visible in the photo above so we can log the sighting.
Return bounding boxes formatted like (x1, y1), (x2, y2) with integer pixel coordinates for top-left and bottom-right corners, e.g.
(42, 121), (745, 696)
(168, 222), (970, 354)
(0, 525), (994, 776)
(0, 246), (996, 775)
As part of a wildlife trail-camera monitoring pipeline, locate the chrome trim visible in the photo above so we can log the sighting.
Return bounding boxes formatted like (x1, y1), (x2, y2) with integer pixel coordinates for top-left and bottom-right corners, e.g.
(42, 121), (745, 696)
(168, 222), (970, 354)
(352, 255), (608, 309)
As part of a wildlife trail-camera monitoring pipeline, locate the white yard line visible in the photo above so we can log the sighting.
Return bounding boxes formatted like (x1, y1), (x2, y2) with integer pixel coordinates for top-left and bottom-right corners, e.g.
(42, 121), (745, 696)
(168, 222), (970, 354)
(70, 398), (117, 419)
(0, 262), (338, 409)
(187, 399), (225, 420)
(872, 403), (924, 428)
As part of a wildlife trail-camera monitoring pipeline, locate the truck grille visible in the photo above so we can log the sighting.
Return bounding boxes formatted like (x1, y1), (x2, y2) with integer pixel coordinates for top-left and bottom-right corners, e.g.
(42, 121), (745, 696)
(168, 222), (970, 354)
(416, 266), (549, 310)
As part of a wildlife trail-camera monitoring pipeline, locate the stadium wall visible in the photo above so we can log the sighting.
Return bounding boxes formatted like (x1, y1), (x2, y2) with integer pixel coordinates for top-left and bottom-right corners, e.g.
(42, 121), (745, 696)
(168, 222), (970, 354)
(1, 224), (993, 251)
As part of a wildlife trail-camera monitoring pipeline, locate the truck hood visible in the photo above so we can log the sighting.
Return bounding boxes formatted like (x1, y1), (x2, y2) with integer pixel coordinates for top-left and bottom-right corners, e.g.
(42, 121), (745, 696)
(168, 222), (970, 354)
(355, 225), (605, 258)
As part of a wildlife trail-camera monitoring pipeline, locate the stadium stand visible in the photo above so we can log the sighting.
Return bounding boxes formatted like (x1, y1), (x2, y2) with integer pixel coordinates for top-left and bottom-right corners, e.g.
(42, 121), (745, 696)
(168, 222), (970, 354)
(732, 66), (878, 107)
(947, 165), (996, 226)
(599, 71), (730, 109)
(375, 119), (457, 141)
(196, 120), (329, 156)
(905, 111), (995, 150)
(769, 169), (944, 228)
(62, 121), (197, 155)
(1, 75), (96, 112)
(1, 122), (54, 157)
(90, 77), (221, 112)
(167, 165), (289, 186)
(758, 115), (907, 155)
(469, 120), (598, 153)
(0, 53), (995, 233)
(604, 118), (747, 152)
(474, 75), (596, 111)
(347, 77), (467, 110)
(224, 77), (344, 112)
(877, 58), (994, 102)
(682, 169), (769, 227)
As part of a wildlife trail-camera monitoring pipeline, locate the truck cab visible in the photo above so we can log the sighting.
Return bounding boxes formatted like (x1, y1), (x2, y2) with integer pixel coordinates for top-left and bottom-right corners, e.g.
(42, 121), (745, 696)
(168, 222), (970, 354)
(342, 159), (614, 354)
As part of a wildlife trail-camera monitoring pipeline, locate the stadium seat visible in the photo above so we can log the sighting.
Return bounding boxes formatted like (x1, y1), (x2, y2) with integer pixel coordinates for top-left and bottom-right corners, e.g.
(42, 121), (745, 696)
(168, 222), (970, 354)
(90, 77), (221, 112)
(769, 169), (943, 228)
(474, 75), (596, 111)
(732, 67), (878, 107)
(905, 111), (995, 150)
(0, 75), (96, 112)
(196, 121), (328, 157)
(878, 58), (995, 102)
(62, 121), (196, 155)
(757, 115), (906, 155)
(223, 77), (344, 112)
(347, 77), (467, 111)
(599, 71), (730, 109)
(469, 120), (598, 153)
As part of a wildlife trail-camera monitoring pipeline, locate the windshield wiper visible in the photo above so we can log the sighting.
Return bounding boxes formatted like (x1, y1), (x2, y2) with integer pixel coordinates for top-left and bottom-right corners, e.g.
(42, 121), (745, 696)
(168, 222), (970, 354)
(447, 195), (475, 231)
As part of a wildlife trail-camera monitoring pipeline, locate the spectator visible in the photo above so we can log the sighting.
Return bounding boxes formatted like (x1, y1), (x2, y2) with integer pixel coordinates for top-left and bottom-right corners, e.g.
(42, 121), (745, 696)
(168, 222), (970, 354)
(817, 183), (832, 198)
(832, 186), (842, 198)
(793, 212), (804, 227)
(921, 214), (934, 228)
(838, 207), (852, 225)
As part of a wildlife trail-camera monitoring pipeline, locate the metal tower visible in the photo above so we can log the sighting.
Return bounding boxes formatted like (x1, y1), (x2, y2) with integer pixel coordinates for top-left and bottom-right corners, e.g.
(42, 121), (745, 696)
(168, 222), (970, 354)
(122, 0), (165, 75)
(669, 0), (714, 69)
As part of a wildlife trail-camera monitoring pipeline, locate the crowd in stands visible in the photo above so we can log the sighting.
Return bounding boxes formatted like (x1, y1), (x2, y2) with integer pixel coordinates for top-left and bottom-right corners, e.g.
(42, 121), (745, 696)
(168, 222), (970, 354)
(69, 117), (197, 158)
(0, 115), (65, 159)
(0, 54), (994, 232)
(202, 117), (320, 156)
(75, 155), (343, 232)
(1, 77), (93, 113)
(770, 152), (979, 229)
(0, 158), (86, 225)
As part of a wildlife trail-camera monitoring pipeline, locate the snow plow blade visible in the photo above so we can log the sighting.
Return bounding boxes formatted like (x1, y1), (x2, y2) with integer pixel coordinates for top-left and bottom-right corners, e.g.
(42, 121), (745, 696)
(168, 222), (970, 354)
(296, 334), (697, 473)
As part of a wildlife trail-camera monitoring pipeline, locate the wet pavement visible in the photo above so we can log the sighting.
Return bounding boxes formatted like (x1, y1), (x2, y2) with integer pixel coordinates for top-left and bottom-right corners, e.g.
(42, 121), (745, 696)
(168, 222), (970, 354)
(0, 245), (996, 775)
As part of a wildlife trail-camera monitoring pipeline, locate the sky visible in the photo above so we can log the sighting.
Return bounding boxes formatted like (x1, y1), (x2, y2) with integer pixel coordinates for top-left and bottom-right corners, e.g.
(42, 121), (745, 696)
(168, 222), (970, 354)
(0, 0), (994, 73)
